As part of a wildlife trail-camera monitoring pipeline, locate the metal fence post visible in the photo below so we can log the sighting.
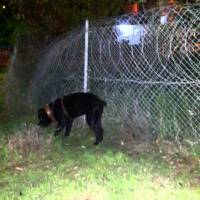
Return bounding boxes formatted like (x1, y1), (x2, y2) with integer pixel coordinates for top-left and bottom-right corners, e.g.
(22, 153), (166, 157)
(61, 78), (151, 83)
(84, 19), (89, 93)
(83, 19), (89, 125)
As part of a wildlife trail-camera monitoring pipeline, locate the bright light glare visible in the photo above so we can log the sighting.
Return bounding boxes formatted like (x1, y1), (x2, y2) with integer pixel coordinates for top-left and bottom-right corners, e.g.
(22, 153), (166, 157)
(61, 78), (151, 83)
(2, 5), (6, 9)
(161, 15), (168, 25)
(114, 24), (145, 45)
(117, 24), (134, 38)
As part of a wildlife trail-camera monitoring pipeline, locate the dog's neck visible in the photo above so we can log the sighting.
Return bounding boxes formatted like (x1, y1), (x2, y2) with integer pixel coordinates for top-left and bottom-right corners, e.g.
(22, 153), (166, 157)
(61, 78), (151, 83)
(60, 98), (73, 120)
(43, 99), (73, 126)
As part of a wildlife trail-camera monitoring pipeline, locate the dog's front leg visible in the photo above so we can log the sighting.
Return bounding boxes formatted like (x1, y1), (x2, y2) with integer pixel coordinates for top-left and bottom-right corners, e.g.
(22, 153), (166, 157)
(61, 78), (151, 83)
(54, 119), (65, 136)
(64, 120), (73, 137)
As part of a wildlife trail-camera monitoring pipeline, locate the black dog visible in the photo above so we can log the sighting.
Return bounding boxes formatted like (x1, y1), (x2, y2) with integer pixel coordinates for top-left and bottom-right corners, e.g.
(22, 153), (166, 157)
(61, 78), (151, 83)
(38, 92), (106, 145)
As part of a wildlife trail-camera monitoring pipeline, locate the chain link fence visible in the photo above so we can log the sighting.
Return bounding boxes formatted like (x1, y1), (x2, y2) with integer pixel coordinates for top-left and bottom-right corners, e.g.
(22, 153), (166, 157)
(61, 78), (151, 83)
(32, 4), (200, 142)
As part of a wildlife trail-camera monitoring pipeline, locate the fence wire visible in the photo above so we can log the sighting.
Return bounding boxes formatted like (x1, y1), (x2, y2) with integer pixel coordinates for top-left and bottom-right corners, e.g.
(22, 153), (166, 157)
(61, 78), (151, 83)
(32, 4), (200, 142)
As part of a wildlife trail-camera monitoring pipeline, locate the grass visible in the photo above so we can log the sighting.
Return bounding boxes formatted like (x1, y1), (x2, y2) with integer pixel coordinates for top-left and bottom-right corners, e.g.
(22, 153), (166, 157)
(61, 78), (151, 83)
(0, 120), (200, 200)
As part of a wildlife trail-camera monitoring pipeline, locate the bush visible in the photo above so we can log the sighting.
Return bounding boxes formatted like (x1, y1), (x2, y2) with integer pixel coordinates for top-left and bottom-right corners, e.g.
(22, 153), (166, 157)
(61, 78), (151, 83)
(5, 35), (46, 116)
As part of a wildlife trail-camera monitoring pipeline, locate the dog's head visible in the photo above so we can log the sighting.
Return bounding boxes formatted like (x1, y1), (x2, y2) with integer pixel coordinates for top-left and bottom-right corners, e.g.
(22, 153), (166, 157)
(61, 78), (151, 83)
(38, 106), (52, 127)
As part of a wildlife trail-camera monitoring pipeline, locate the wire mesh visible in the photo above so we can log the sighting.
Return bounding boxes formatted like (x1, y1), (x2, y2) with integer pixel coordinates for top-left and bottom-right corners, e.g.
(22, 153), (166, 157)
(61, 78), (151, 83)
(32, 4), (200, 141)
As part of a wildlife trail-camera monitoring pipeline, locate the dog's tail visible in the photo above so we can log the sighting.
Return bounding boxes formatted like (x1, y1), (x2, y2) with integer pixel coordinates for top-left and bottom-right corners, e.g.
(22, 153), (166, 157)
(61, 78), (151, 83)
(101, 100), (107, 107)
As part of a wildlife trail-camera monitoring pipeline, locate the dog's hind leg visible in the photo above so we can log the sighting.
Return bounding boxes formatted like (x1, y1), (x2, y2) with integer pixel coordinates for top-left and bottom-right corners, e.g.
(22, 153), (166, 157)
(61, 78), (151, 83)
(86, 108), (104, 145)
(93, 122), (104, 145)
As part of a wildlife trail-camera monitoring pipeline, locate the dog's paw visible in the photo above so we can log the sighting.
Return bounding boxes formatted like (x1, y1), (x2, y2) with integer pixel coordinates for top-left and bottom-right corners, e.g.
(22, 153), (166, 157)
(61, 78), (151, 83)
(54, 127), (62, 136)
(54, 132), (59, 137)
(93, 141), (100, 145)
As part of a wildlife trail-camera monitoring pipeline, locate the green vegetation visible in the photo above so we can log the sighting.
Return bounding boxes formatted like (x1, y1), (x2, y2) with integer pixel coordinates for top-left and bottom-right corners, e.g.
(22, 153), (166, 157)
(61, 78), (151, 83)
(0, 68), (7, 113)
(0, 121), (199, 200)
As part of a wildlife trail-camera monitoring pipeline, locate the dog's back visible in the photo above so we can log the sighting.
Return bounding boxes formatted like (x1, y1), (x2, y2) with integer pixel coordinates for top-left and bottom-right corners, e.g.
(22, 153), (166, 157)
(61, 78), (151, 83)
(63, 92), (106, 109)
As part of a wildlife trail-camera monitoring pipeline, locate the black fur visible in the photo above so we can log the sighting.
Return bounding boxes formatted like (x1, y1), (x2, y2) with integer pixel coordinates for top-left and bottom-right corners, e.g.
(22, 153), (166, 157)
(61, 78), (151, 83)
(38, 92), (106, 145)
